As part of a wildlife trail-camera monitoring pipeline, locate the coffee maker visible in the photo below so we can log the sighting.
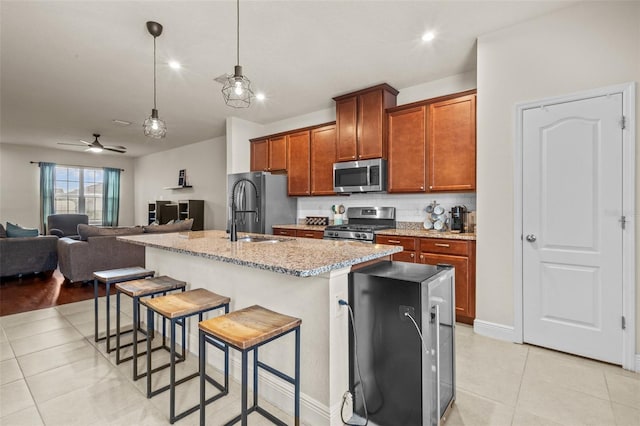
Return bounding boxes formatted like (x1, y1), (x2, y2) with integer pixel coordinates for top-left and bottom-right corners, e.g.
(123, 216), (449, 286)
(450, 205), (467, 232)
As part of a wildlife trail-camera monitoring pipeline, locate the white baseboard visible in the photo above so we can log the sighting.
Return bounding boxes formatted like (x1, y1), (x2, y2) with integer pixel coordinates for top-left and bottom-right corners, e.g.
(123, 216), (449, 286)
(473, 319), (516, 342)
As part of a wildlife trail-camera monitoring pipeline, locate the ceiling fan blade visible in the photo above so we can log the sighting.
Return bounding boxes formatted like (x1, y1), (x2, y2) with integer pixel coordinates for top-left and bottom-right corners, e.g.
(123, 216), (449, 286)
(214, 73), (231, 84)
(57, 142), (86, 147)
(105, 145), (127, 150)
(79, 139), (93, 146)
(103, 147), (126, 153)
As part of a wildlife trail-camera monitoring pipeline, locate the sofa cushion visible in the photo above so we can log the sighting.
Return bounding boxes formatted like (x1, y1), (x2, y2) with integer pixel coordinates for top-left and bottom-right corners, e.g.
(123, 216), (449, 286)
(6, 222), (39, 238)
(0, 223), (6, 238)
(143, 219), (193, 234)
(77, 224), (144, 241)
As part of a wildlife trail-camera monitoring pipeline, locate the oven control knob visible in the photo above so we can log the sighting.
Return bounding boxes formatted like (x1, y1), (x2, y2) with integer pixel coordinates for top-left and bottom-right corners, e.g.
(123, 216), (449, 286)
(355, 233), (361, 238)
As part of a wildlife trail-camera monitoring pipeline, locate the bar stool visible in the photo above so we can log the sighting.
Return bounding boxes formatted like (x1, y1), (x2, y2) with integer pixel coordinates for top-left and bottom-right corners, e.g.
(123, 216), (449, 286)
(115, 275), (187, 380)
(198, 305), (301, 426)
(93, 267), (155, 352)
(142, 288), (231, 424)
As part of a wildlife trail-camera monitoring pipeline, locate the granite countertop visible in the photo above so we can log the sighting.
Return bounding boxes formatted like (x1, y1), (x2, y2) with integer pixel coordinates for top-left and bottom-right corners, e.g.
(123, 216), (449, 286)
(271, 224), (476, 241)
(118, 230), (402, 278)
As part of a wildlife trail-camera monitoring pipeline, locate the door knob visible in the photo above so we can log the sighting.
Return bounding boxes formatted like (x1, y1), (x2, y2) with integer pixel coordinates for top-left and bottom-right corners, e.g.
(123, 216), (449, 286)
(526, 234), (537, 242)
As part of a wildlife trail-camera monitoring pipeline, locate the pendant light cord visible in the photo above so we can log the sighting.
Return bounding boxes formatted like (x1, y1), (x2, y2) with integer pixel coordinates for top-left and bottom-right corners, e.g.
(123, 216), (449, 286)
(153, 35), (157, 110)
(236, 0), (240, 66)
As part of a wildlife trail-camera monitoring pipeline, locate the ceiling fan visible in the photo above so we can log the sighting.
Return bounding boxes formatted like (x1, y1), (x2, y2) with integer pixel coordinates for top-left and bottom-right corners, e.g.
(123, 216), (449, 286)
(58, 133), (127, 154)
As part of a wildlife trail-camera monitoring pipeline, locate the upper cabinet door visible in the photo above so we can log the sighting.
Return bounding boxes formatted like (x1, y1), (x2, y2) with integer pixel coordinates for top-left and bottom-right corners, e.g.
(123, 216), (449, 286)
(428, 94), (476, 191)
(250, 138), (269, 172)
(287, 130), (311, 196)
(357, 89), (385, 160)
(388, 105), (427, 193)
(310, 124), (337, 195)
(335, 97), (358, 161)
(269, 136), (288, 172)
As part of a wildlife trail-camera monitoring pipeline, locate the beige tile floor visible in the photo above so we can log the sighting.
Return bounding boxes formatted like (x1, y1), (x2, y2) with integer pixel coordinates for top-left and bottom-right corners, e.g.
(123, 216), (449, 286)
(0, 298), (638, 425)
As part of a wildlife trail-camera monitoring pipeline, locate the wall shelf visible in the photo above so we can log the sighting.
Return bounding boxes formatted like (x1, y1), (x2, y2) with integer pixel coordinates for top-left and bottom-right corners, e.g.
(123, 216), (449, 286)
(163, 185), (193, 190)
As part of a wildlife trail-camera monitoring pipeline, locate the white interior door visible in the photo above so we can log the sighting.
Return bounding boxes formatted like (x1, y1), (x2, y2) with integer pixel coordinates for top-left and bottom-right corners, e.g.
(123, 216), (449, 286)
(522, 93), (624, 364)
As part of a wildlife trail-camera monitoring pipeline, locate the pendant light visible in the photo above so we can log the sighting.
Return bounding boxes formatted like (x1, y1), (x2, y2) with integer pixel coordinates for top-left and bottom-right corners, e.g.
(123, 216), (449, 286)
(222, 0), (254, 108)
(143, 21), (167, 138)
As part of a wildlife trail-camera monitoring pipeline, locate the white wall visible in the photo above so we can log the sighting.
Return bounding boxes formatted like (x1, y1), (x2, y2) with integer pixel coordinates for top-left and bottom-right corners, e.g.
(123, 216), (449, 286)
(0, 143), (135, 230)
(476, 1), (640, 345)
(226, 117), (264, 174)
(134, 137), (227, 230)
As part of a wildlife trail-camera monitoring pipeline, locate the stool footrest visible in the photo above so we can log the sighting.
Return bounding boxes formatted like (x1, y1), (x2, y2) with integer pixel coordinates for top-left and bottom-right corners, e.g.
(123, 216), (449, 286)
(257, 360), (295, 385)
(148, 370), (198, 398)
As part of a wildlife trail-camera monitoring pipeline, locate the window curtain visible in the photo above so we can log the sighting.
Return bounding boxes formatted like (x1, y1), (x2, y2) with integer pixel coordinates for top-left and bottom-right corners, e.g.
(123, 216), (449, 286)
(102, 167), (121, 226)
(39, 162), (56, 233)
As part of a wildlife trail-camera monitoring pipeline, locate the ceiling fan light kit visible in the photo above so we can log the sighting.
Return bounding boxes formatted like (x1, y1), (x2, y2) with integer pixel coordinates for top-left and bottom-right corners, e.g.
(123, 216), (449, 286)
(222, 0), (254, 108)
(143, 21), (167, 139)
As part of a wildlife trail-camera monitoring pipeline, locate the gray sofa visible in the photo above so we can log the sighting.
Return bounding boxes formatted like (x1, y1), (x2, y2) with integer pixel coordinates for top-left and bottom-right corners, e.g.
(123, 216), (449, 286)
(0, 235), (59, 278)
(47, 214), (89, 239)
(57, 220), (193, 283)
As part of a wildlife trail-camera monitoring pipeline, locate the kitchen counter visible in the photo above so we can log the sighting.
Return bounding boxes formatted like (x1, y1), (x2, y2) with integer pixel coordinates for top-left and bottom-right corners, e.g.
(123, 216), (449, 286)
(117, 229), (399, 425)
(271, 224), (477, 241)
(119, 229), (402, 277)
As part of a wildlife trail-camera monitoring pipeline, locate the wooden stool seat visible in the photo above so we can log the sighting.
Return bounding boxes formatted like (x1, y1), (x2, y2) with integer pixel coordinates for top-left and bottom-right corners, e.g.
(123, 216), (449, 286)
(141, 288), (230, 319)
(116, 276), (186, 297)
(199, 305), (301, 350)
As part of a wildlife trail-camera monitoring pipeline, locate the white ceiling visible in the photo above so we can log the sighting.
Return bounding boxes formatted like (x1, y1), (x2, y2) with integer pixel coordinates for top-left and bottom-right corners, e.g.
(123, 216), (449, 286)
(1, 0), (575, 158)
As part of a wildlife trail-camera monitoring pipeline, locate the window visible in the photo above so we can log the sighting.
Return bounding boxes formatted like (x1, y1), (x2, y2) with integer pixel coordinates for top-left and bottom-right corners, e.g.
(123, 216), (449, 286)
(55, 166), (103, 224)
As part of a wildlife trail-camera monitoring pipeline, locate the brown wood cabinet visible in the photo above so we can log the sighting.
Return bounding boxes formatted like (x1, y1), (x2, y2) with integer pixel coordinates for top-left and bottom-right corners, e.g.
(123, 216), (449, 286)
(428, 94), (476, 191)
(333, 84), (398, 162)
(386, 90), (476, 194)
(310, 124), (337, 195)
(287, 130), (311, 196)
(272, 227), (296, 237)
(375, 234), (476, 324)
(250, 137), (287, 173)
(387, 105), (427, 192)
(295, 229), (324, 239)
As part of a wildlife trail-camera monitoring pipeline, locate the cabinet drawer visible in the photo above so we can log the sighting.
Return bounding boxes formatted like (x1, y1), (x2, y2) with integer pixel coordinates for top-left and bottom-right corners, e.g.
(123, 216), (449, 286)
(419, 238), (469, 256)
(272, 228), (296, 237)
(296, 230), (324, 239)
(392, 250), (417, 263)
(376, 235), (416, 251)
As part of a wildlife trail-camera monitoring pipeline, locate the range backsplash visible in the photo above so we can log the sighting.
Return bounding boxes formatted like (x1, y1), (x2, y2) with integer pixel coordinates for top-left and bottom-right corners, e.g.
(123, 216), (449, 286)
(297, 192), (476, 224)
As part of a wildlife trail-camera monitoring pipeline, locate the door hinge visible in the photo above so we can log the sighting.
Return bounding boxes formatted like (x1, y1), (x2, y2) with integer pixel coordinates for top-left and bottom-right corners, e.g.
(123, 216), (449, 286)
(622, 316), (626, 330)
(620, 116), (626, 129)
(619, 215), (626, 230)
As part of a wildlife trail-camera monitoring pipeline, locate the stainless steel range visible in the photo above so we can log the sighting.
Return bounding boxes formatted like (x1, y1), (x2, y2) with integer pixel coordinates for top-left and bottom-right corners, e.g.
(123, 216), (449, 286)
(323, 207), (396, 243)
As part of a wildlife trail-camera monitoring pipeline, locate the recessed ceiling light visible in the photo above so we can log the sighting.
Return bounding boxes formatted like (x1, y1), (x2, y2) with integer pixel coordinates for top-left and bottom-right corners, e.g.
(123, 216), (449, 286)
(255, 92), (266, 101)
(112, 119), (132, 126)
(422, 31), (436, 42)
(169, 61), (181, 69)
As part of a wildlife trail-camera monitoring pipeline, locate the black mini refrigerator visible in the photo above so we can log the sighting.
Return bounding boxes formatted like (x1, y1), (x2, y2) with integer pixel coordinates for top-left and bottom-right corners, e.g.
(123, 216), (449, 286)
(348, 261), (455, 426)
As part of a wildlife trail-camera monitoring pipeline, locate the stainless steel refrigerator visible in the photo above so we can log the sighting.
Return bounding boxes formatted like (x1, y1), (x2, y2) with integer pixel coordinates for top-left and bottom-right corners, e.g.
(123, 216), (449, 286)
(227, 172), (297, 235)
(348, 261), (456, 426)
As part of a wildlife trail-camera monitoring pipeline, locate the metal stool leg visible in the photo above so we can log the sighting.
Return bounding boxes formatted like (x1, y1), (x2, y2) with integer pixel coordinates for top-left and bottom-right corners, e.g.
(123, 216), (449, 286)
(94, 278), (99, 342)
(146, 307), (153, 398)
(295, 326), (300, 426)
(199, 329), (206, 426)
(241, 350), (248, 426)
(105, 282), (112, 352)
(116, 291), (121, 363)
(253, 347), (259, 409)
(170, 317), (177, 424)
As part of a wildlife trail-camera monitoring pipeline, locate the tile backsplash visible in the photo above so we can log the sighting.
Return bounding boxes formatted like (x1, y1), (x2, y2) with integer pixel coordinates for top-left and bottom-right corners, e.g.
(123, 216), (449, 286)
(297, 192), (476, 223)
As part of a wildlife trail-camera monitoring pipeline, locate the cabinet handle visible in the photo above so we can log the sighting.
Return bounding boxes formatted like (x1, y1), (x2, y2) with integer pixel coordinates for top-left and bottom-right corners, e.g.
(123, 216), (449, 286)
(420, 186), (424, 190)
(420, 255), (424, 260)
(304, 233), (313, 237)
(410, 253), (415, 258)
(434, 243), (450, 247)
(429, 185), (433, 189)
(387, 240), (401, 244)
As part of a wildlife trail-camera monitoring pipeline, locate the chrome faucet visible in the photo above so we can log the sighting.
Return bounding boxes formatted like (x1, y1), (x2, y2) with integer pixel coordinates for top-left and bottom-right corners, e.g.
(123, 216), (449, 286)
(230, 178), (260, 242)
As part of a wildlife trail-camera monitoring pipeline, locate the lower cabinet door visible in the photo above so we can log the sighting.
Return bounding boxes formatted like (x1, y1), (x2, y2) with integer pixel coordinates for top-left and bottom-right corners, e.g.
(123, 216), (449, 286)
(392, 250), (417, 263)
(419, 252), (473, 324)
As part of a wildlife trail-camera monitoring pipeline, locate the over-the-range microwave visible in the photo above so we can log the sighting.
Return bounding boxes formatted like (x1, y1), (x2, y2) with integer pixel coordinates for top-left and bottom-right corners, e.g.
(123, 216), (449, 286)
(333, 158), (387, 193)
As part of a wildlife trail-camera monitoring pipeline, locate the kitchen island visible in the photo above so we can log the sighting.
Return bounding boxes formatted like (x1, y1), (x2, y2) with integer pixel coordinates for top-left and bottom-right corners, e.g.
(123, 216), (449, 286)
(119, 230), (402, 425)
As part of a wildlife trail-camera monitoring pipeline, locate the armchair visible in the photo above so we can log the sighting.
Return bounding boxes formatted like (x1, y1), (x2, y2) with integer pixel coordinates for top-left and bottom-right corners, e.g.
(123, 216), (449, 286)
(47, 214), (89, 239)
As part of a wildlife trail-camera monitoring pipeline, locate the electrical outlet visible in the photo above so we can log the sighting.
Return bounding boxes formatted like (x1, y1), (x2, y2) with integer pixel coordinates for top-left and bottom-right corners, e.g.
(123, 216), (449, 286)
(335, 293), (347, 318)
(399, 305), (415, 322)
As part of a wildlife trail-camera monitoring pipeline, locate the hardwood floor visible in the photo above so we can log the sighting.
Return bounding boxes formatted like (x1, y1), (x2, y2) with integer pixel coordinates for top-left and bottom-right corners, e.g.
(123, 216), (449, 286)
(0, 269), (115, 316)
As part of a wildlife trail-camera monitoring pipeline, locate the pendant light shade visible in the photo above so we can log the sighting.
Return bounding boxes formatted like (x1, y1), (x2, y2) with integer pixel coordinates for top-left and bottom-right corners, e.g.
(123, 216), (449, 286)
(143, 21), (167, 138)
(222, 0), (253, 108)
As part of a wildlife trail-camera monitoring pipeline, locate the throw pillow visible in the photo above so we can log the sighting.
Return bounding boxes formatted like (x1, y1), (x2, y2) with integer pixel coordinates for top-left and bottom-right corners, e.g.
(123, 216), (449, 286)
(77, 224), (144, 241)
(0, 223), (6, 238)
(143, 218), (193, 234)
(6, 222), (39, 238)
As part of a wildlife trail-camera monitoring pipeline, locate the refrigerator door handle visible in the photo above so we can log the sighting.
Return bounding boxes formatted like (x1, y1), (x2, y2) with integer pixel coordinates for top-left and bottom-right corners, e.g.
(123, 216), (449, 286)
(433, 303), (441, 426)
